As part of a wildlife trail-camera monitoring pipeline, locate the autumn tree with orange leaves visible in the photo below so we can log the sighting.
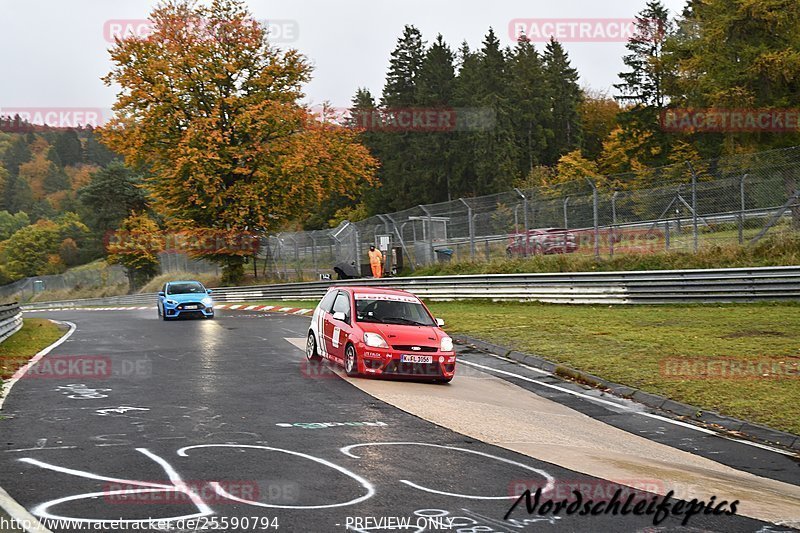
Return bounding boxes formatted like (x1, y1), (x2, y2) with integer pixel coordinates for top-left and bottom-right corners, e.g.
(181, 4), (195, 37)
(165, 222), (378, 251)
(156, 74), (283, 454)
(101, 0), (377, 282)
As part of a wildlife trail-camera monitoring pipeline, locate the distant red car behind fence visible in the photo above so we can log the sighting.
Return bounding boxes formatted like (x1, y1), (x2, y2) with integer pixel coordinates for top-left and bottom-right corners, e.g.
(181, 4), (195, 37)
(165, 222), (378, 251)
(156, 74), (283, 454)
(506, 227), (663, 257)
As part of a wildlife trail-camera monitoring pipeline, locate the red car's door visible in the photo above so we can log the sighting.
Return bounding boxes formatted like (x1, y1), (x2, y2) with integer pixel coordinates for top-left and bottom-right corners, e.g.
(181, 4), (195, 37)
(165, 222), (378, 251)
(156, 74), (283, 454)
(321, 302), (339, 362)
(324, 291), (353, 364)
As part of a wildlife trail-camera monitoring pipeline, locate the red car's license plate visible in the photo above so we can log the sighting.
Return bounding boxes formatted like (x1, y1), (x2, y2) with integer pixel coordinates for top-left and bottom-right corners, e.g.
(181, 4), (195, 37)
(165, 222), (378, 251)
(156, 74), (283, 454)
(401, 354), (433, 364)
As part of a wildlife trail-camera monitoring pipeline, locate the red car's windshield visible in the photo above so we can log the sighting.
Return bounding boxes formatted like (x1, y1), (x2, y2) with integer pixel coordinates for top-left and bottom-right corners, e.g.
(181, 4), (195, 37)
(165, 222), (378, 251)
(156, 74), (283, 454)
(355, 297), (436, 327)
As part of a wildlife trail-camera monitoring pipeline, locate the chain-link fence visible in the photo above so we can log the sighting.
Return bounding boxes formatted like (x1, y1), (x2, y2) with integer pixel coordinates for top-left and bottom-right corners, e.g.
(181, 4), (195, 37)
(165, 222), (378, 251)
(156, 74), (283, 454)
(157, 252), (219, 276)
(0, 264), (129, 303)
(260, 146), (800, 280)
(3, 146), (799, 293)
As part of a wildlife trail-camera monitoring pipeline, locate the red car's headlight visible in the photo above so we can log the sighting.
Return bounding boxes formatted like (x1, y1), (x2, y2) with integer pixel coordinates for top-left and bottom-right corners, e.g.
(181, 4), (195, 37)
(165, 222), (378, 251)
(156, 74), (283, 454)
(440, 337), (454, 352)
(363, 332), (389, 348)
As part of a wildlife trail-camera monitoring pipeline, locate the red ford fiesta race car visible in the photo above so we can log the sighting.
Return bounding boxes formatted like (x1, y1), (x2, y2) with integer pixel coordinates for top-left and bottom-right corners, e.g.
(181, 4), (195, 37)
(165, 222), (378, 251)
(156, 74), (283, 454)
(305, 287), (457, 382)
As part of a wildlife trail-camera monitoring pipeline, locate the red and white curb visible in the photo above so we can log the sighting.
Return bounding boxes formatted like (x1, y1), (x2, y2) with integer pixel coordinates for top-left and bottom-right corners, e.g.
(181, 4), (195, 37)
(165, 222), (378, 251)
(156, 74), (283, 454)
(220, 304), (312, 315)
(23, 305), (314, 315)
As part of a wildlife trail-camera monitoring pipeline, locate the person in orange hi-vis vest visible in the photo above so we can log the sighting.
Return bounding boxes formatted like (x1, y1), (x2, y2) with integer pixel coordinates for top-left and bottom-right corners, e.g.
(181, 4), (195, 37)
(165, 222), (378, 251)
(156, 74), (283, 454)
(368, 245), (384, 278)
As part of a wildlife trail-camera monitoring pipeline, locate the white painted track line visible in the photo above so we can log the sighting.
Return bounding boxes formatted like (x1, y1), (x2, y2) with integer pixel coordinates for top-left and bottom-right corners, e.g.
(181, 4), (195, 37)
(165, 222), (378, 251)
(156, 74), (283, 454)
(459, 358), (797, 457)
(0, 320), (76, 410)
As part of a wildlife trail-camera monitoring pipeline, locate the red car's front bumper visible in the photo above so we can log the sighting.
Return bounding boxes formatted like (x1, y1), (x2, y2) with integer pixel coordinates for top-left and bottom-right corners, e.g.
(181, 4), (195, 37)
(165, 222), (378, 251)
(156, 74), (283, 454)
(356, 344), (457, 380)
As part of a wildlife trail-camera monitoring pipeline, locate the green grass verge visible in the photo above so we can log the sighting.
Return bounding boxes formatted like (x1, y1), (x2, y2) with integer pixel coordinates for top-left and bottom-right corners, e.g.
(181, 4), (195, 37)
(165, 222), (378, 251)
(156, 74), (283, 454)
(426, 300), (800, 436)
(235, 298), (800, 435)
(0, 319), (66, 381)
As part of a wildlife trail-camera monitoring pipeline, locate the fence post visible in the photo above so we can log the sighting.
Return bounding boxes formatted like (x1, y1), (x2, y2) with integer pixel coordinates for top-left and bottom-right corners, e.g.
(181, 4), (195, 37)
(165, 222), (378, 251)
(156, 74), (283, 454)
(687, 161), (699, 252)
(311, 235), (318, 278)
(289, 235), (300, 281)
(739, 174), (747, 245)
(586, 178), (600, 259)
(563, 197), (570, 252)
(664, 220), (670, 251)
(279, 235), (289, 280)
(610, 191), (618, 258)
(419, 205), (434, 265)
(396, 219), (415, 272)
(385, 213), (413, 273)
(376, 214), (393, 274)
(352, 224), (361, 273)
(515, 188), (529, 257)
(459, 198), (475, 260)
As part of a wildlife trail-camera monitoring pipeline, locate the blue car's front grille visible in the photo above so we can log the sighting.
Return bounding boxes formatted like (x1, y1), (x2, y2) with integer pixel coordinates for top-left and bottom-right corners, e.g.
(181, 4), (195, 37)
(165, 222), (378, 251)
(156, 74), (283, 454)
(176, 302), (205, 310)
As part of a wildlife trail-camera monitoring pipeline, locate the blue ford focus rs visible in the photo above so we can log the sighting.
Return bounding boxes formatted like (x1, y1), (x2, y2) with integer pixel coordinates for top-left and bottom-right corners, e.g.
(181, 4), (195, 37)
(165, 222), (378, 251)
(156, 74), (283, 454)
(157, 281), (215, 320)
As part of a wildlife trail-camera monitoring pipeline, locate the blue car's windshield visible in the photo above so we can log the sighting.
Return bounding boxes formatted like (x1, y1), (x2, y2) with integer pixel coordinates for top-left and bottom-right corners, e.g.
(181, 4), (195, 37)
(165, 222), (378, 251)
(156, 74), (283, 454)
(167, 282), (206, 295)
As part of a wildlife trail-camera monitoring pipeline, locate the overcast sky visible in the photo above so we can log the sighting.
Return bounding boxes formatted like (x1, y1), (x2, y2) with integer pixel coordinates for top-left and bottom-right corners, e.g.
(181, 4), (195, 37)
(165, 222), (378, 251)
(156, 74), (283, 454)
(1, 0), (686, 124)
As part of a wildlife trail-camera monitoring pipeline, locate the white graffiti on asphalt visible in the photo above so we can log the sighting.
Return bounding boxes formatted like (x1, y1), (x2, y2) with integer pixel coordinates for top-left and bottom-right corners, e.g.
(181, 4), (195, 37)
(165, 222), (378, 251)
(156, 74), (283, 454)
(19, 449), (212, 526)
(177, 444), (375, 509)
(340, 442), (555, 500)
(95, 406), (150, 416)
(54, 384), (111, 400)
(19, 442), (554, 526)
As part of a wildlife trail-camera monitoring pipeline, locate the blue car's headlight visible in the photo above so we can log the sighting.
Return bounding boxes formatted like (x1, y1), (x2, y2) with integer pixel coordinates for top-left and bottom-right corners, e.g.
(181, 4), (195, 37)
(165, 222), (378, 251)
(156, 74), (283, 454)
(201, 297), (213, 306)
(165, 299), (178, 306)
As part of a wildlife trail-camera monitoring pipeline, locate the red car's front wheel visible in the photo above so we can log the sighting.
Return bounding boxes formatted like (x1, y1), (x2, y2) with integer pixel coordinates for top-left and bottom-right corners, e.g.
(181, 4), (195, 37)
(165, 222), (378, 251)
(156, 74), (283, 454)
(345, 345), (359, 377)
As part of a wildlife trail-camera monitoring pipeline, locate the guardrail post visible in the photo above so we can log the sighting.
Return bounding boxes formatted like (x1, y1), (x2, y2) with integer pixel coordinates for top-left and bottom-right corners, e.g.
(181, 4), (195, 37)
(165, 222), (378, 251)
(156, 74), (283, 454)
(664, 220), (670, 250)
(687, 161), (699, 253)
(459, 198), (475, 261)
(586, 178), (600, 259)
(739, 174), (747, 245)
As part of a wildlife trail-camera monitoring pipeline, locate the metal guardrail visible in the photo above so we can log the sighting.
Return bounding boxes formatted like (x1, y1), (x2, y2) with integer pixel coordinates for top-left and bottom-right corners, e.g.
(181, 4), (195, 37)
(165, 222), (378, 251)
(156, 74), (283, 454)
(20, 266), (800, 308)
(0, 302), (23, 343)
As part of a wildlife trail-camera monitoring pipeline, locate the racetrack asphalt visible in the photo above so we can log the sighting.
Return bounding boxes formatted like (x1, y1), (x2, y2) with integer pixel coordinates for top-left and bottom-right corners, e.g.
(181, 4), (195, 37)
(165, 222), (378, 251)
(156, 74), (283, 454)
(0, 308), (797, 533)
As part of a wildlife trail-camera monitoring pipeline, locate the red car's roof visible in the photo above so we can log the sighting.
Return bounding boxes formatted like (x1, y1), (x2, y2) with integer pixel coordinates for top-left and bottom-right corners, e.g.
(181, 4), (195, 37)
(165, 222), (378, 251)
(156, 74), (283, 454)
(334, 286), (419, 298)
